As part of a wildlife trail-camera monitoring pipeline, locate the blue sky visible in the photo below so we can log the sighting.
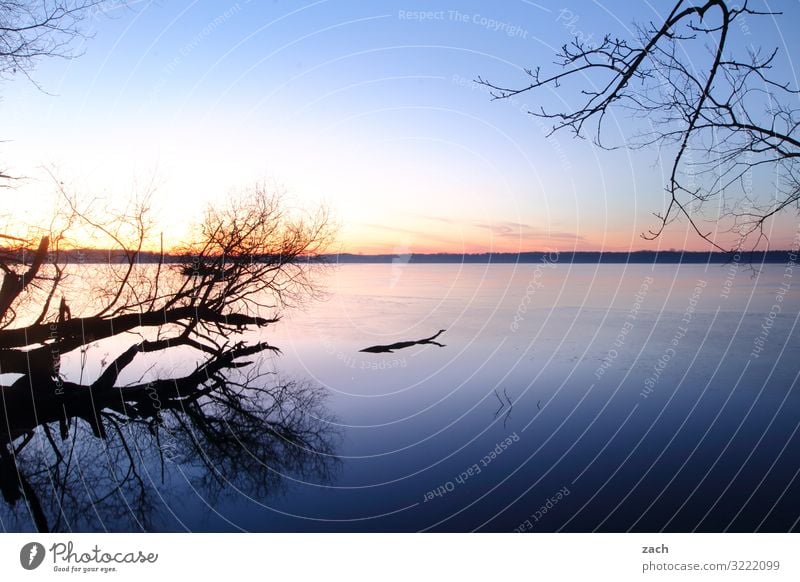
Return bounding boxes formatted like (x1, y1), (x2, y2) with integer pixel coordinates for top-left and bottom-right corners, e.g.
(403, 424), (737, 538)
(2, 0), (799, 252)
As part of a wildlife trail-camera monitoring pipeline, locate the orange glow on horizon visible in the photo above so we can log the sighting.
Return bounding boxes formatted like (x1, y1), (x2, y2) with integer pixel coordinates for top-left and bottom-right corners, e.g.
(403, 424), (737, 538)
(6, 217), (787, 256)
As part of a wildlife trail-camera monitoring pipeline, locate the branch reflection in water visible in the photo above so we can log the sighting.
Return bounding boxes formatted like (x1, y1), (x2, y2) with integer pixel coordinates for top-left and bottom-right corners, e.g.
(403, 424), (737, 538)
(0, 186), (340, 532)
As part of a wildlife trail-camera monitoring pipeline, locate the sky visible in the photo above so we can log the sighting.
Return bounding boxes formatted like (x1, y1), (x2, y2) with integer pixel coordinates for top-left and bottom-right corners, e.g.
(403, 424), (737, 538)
(2, 0), (799, 253)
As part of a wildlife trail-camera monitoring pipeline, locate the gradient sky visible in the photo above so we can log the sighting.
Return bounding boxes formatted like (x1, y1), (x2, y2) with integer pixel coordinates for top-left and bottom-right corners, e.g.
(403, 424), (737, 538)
(2, 0), (799, 253)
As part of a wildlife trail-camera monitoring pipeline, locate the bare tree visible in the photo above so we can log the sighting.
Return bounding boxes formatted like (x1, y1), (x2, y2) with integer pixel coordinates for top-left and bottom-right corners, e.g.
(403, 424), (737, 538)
(1, 1), (115, 183)
(0, 3), (340, 531)
(0, 185), (338, 532)
(478, 0), (800, 251)
(0, 0), (107, 82)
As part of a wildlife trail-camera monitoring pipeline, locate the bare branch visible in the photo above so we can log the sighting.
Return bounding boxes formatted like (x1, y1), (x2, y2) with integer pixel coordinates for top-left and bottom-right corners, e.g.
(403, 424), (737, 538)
(479, 0), (800, 250)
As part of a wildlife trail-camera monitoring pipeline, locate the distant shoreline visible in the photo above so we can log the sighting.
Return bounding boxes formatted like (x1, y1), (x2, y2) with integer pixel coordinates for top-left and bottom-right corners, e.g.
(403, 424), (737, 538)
(326, 250), (794, 264)
(8, 249), (794, 264)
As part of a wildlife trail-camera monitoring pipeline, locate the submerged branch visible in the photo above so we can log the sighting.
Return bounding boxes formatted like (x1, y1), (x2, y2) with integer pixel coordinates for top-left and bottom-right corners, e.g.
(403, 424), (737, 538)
(360, 329), (447, 354)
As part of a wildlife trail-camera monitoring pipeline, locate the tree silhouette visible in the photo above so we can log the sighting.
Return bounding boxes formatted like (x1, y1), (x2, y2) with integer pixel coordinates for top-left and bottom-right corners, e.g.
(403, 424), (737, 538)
(1, 1), (114, 183)
(478, 1), (800, 251)
(0, 186), (339, 532)
(0, 1), (107, 82)
(0, 3), (340, 531)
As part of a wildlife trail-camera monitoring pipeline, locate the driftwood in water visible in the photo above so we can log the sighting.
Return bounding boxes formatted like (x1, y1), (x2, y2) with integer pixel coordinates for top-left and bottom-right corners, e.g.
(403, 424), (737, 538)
(359, 329), (446, 354)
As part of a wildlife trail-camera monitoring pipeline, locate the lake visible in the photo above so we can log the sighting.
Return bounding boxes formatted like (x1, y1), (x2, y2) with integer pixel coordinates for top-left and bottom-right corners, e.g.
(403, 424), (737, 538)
(3, 261), (799, 532)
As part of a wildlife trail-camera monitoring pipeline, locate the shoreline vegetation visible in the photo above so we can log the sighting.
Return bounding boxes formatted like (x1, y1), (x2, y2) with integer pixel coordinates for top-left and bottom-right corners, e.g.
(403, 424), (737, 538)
(3, 249), (795, 265)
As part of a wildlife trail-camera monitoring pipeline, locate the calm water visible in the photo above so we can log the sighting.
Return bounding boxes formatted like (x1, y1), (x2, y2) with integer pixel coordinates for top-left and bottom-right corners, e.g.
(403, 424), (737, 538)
(6, 262), (800, 531)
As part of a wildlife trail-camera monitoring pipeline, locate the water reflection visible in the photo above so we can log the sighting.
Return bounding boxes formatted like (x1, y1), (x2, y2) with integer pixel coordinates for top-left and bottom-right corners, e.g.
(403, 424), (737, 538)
(0, 340), (339, 532)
